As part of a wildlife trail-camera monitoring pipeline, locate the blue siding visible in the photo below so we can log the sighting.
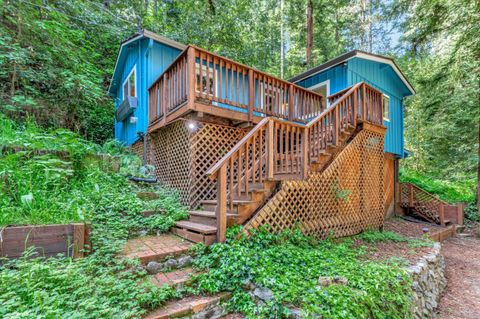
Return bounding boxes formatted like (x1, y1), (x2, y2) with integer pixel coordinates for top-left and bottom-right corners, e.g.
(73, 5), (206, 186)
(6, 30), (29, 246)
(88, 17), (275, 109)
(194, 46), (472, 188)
(346, 58), (410, 157)
(296, 64), (348, 95)
(114, 39), (182, 145)
(294, 57), (411, 157)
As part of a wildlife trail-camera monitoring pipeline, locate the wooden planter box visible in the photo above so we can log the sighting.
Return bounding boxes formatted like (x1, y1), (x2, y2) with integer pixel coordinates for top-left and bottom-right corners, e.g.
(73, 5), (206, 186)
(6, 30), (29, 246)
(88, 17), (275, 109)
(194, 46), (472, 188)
(0, 223), (90, 259)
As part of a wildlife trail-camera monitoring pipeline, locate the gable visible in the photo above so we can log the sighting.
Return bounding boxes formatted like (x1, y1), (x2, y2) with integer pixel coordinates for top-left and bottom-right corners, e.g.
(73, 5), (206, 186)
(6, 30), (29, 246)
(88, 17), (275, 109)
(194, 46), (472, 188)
(108, 31), (185, 97)
(347, 58), (412, 99)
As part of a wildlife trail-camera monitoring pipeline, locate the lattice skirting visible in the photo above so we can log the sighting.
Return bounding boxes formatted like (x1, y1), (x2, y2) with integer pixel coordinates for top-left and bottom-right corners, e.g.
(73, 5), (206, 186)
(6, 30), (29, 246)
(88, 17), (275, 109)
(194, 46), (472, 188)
(244, 128), (386, 239)
(149, 120), (246, 208)
(130, 139), (145, 160)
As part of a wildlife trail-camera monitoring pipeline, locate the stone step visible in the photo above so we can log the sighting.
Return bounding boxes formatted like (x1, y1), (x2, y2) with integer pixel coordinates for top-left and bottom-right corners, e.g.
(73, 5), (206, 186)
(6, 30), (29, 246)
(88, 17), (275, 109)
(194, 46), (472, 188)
(145, 293), (231, 319)
(122, 234), (192, 264)
(136, 191), (159, 200)
(150, 267), (197, 289)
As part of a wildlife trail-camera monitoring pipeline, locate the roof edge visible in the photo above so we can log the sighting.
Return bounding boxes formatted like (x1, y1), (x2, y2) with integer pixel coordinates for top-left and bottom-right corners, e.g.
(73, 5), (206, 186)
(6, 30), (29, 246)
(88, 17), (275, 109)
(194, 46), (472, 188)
(108, 30), (186, 96)
(289, 50), (415, 95)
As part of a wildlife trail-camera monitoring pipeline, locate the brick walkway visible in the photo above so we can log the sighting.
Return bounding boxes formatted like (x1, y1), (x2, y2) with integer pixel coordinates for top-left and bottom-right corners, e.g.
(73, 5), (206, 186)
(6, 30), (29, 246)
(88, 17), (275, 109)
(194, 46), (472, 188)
(122, 233), (192, 264)
(150, 268), (195, 288)
(145, 293), (230, 319)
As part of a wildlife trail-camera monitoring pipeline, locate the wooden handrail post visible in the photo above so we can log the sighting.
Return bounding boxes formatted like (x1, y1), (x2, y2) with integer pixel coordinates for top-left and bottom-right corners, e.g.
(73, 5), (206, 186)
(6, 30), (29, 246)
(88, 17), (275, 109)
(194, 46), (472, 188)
(439, 203), (445, 226)
(362, 83), (367, 121)
(288, 84), (295, 121)
(248, 69), (254, 122)
(302, 127), (309, 179)
(216, 165), (227, 242)
(266, 119), (274, 179)
(334, 106), (339, 146)
(408, 183), (413, 207)
(352, 86), (357, 126)
(187, 47), (196, 109)
(457, 203), (464, 226)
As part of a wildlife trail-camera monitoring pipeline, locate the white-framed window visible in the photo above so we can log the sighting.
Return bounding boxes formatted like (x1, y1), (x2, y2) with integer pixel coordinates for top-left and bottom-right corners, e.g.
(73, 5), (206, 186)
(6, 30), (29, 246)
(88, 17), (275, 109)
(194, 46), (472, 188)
(383, 94), (390, 121)
(308, 80), (330, 107)
(123, 65), (137, 100)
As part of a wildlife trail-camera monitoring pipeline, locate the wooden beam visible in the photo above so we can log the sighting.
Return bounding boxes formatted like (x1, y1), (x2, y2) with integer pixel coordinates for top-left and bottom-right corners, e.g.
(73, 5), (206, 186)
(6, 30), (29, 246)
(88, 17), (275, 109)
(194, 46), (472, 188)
(216, 165), (227, 242)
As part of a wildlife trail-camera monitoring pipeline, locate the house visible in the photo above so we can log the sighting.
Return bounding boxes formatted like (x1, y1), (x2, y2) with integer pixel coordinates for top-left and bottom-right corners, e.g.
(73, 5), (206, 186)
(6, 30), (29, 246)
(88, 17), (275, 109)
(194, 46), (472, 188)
(109, 30), (421, 245)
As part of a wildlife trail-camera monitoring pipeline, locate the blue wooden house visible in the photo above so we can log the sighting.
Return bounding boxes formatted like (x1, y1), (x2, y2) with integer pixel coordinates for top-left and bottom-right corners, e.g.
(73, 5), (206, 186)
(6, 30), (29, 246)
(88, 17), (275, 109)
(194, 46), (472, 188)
(109, 30), (421, 245)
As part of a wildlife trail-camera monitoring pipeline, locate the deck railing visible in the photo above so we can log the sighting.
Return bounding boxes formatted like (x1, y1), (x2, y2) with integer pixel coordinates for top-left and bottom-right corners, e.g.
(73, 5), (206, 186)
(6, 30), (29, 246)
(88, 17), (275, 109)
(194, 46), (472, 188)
(148, 46), (325, 127)
(207, 81), (384, 241)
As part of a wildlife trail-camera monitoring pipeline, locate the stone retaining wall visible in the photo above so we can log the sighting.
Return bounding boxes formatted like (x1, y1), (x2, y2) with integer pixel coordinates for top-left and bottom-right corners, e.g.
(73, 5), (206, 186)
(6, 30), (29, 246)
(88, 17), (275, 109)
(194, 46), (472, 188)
(406, 242), (446, 319)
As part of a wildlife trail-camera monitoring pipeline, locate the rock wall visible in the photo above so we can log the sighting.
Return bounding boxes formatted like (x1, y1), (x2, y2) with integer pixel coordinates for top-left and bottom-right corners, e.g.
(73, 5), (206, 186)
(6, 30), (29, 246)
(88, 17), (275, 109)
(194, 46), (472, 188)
(406, 243), (446, 319)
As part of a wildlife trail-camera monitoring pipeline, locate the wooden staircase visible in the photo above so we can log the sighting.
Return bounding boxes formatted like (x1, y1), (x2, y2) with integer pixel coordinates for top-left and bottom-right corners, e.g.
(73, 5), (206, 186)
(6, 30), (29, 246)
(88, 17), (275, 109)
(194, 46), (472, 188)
(399, 182), (465, 226)
(172, 82), (385, 244)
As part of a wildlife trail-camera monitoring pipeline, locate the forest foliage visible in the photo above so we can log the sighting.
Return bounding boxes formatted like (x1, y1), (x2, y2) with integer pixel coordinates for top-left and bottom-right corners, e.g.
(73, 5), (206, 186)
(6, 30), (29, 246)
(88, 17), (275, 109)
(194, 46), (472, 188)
(1, 0), (479, 200)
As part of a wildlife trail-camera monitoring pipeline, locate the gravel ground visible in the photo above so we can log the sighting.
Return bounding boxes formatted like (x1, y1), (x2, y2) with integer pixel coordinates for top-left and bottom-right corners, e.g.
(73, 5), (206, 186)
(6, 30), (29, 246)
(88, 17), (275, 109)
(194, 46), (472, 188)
(438, 225), (480, 319)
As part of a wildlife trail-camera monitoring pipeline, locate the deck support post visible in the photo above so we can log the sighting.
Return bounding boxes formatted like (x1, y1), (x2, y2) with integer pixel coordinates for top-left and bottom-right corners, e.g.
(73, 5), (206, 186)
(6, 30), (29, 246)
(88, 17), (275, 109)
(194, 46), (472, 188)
(216, 166), (227, 242)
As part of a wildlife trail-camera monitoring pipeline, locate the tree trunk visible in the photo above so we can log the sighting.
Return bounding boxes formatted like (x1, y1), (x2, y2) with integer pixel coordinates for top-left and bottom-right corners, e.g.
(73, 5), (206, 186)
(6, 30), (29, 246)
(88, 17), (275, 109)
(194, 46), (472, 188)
(208, 0), (215, 14)
(306, 0), (313, 65)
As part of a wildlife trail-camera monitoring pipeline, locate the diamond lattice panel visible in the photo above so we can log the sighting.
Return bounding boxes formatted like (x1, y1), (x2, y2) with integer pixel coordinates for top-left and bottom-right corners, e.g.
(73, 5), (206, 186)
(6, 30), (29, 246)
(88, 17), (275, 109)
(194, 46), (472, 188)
(244, 128), (385, 239)
(150, 121), (192, 206)
(190, 122), (246, 208)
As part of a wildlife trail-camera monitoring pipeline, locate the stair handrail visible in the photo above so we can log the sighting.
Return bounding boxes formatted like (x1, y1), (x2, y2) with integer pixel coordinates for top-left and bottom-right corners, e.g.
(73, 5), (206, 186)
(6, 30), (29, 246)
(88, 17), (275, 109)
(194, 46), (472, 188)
(400, 182), (449, 225)
(206, 117), (270, 179)
(401, 182), (450, 206)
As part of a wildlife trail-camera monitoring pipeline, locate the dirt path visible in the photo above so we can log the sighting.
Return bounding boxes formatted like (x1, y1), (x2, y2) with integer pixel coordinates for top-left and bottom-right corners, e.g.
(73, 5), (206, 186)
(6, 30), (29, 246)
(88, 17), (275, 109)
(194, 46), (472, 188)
(438, 235), (480, 319)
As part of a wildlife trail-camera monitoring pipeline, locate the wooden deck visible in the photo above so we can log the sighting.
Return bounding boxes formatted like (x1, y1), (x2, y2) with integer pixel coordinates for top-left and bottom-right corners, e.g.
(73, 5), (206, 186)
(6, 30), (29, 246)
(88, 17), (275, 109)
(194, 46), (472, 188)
(148, 46), (326, 132)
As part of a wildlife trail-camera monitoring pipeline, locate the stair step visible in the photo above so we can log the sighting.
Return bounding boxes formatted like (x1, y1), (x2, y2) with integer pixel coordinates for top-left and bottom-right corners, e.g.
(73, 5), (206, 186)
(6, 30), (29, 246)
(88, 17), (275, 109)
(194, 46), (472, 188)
(171, 227), (216, 245)
(150, 267), (197, 289)
(175, 221), (217, 234)
(145, 292), (230, 319)
(122, 234), (192, 264)
(201, 199), (255, 206)
(189, 210), (237, 218)
(136, 191), (159, 200)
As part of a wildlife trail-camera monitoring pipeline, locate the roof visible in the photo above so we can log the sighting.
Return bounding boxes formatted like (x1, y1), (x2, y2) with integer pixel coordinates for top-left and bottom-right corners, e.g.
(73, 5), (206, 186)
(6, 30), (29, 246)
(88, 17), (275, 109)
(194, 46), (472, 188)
(108, 30), (186, 96)
(289, 50), (415, 95)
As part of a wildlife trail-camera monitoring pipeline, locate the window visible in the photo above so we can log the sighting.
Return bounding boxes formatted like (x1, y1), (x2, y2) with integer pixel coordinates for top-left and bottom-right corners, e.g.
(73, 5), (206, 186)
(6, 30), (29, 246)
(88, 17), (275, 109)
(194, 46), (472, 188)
(309, 80), (330, 107)
(123, 66), (136, 100)
(383, 94), (390, 121)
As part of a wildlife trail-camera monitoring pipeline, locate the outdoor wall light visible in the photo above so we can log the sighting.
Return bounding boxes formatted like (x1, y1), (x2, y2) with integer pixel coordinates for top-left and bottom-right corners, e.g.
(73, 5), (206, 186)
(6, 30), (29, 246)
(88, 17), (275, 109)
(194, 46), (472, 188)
(187, 121), (197, 131)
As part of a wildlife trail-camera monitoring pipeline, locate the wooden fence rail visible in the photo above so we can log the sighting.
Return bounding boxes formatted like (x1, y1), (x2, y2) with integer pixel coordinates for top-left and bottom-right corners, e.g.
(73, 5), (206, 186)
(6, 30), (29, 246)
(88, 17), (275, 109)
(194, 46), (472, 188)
(207, 82), (384, 241)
